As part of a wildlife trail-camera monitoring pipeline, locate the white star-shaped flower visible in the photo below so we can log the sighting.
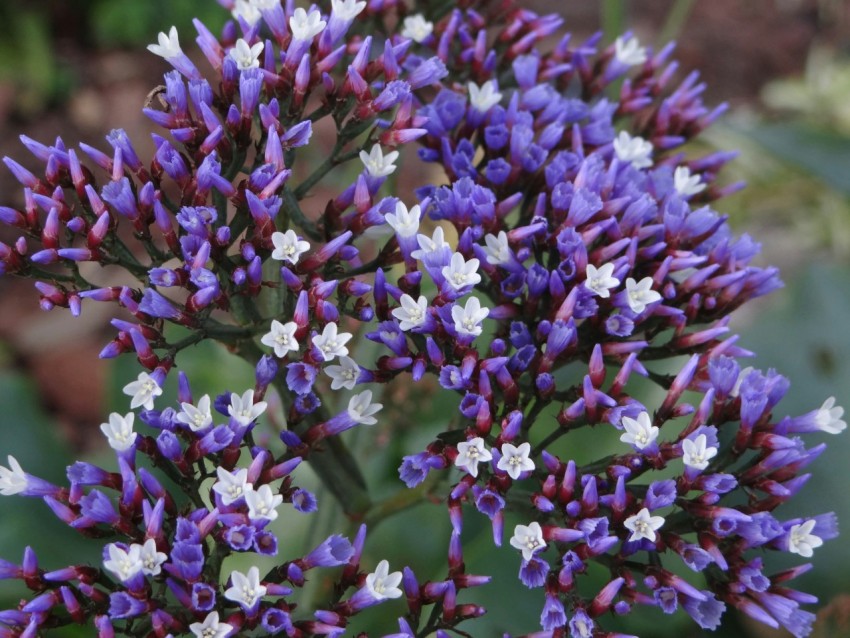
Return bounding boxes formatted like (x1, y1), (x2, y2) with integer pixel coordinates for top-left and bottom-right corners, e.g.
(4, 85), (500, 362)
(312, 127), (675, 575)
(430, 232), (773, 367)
(0, 455), (28, 496)
(787, 520), (823, 558)
(392, 294), (429, 331)
(212, 467), (252, 506)
(289, 7), (326, 41)
(100, 412), (138, 452)
(224, 566), (267, 610)
(614, 35), (647, 67)
(442, 252), (481, 292)
(347, 390), (382, 425)
(673, 166), (706, 197)
(454, 437), (492, 478)
(261, 319), (299, 358)
(271, 229), (311, 265)
(228, 389), (268, 427)
(139, 538), (168, 576)
(175, 395), (213, 432)
(510, 522), (546, 561)
(585, 262), (620, 298)
(401, 14), (433, 42)
(411, 226), (448, 260)
(252, 0), (280, 10)
(625, 277), (662, 314)
(122, 371), (163, 411)
(483, 231), (511, 266)
(103, 543), (143, 582)
(624, 508), (665, 543)
(229, 38), (264, 71)
(385, 202), (421, 238)
(497, 442), (535, 480)
(814, 397), (846, 434)
(359, 145), (399, 178)
(190, 611), (234, 638)
(613, 131), (653, 169)
(468, 80), (502, 112)
(325, 356), (361, 390)
(232, 0), (262, 26)
(619, 411), (659, 451)
(147, 26), (182, 60)
(365, 560), (403, 600)
(312, 323), (353, 362)
(682, 434), (718, 471)
(451, 296), (490, 337)
(331, 0), (367, 21)
(245, 484), (284, 522)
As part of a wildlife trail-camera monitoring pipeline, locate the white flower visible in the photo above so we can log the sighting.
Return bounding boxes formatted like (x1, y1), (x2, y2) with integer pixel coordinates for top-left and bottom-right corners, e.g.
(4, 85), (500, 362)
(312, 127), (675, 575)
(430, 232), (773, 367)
(175, 395), (213, 432)
(442, 252), (481, 291)
(245, 484), (283, 522)
(0, 455), (27, 496)
(401, 14), (433, 43)
(510, 522), (546, 562)
(122, 371), (163, 411)
(271, 229), (310, 264)
(385, 202), (421, 238)
(497, 442), (535, 480)
(613, 131), (653, 169)
(212, 467), (252, 506)
(359, 145), (399, 178)
(468, 80), (502, 112)
(814, 397), (846, 434)
(229, 38), (264, 71)
(584, 262), (620, 298)
(682, 434), (718, 471)
(100, 412), (138, 452)
(228, 389), (268, 427)
(224, 566), (267, 609)
(454, 437), (492, 478)
(147, 26), (182, 60)
(787, 520), (823, 558)
(190, 611), (234, 638)
(625, 277), (662, 314)
(619, 411), (659, 450)
(252, 0), (280, 10)
(325, 356), (361, 390)
(365, 560), (403, 600)
(451, 296), (490, 337)
(673, 166), (706, 197)
(347, 390), (382, 425)
(261, 319), (299, 358)
(139, 538), (168, 576)
(103, 543), (143, 582)
(289, 7), (326, 41)
(614, 35), (647, 67)
(232, 0), (262, 26)
(483, 231), (511, 265)
(623, 508), (665, 543)
(312, 323), (353, 362)
(331, 0), (367, 21)
(392, 294), (429, 331)
(411, 226), (448, 260)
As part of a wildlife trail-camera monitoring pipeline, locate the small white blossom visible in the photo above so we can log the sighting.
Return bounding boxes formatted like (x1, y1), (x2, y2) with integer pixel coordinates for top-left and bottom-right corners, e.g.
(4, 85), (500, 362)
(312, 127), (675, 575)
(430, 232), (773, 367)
(673, 166), (706, 197)
(147, 26), (182, 60)
(325, 356), (361, 390)
(625, 277), (662, 314)
(228, 389), (268, 427)
(411, 226), (448, 260)
(261, 319), (299, 358)
(365, 560), (403, 600)
(347, 390), (382, 425)
(229, 38), (264, 71)
(787, 520), (823, 558)
(385, 202), (421, 238)
(730, 366), (754, 398)
(231, 0), (262, 26)
(245, 484), (283, 522)
(0, 455), (27, 496)
(584, 262), (620, 298)
(619, 411), (659, 450)
(451, 296), (490, 337)
(483, 231), (511, 265)
(224, 566), (267, 609)
(331, 0), (367, 21)
(442, 252), (481, 291)
(271, 229), (310, 264)
(392, 294), (429, 331)
(682, 434), (718, 471)
(359, 145), (399, 178)
(139, 538), (168, 576)
(252, 0), (280, 10)
(454, 437), (492, 478)
(312, 323), (353, 362)
(614, 35), (648, 67)
(613, 131), (653, 169)
(401, 14), (433, 43)
(190, 611), (234, 638)
(510, 522), (547, 561)
(175, 395), (213, 432)
(497, 442), (535, 480)
(103, 543), (143, 582)
(468, 80), (502, 112)
(624, 508), (665, 543)
(100, 412), (138, 452)
(814, 397), (846, 434)
(122, 371), (163, 411)
(289, 7), (326, 41)
(212, 467), (252, 506)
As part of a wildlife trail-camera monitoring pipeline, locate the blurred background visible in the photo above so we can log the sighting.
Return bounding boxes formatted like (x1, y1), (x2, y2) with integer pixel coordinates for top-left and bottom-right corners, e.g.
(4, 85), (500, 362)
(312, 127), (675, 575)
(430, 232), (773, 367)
(1, 0), (850, 636)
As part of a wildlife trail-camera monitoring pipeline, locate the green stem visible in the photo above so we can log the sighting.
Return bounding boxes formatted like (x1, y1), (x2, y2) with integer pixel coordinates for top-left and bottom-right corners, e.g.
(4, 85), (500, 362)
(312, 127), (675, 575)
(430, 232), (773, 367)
(363, 472), (441, 529)
(658, 0), (697, 44)
(601, 0), (627, 42)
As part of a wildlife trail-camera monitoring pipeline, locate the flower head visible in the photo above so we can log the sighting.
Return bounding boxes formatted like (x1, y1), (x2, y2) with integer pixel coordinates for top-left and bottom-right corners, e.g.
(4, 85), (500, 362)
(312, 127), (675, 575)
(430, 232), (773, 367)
(682, 434), (718, 471)
(468, 80), (502, 112)
(392, 294), (429, 331)
(289, 7), (326, 41)
(673, 166), (706, 197)
(245, 484), (284, 522)
(325, 356), (361, 390)
(103, 543), (143, 582)
(614, 35), (647, 66)
(483, 231), (511, 266)
(100, 412), (138, 452)
(619, 412), (658, 451)
(190, 611), (233, 638)
(365, 560), (403, 600)
(454, 437), (492, 478)
(814, 397), (846, 434)
(0, 455), (27, 496)
(613, 131), (653, 169)
(584, 262), (620, 298)
(261, 319), (299, 358)
(175, 395), (213, 432)
(331, 0), (366, 20)
(385, 202), (421, 238)
(228, 389), (268, 427)
(224, 566), (267, 610)
(139, 538), (167, 576)
(359, 145), (399, 178)
(442, 252), (481, 292)
(123, 372), (162, 411)
(147, 26), (182, 60)
(347, 390), (382, 425)
(510, 522), (547, 561)
(623, 508), (665, 543)
(229, 38), (264, 71)
(625, 277), (662, 314)
(401, 14), (433, 42)
(787, 520), (823, 557)
(212, 467), (252, 506)
(451, 296), (490, 337)
(497, 442), (534, 480)
(271, 230), (310, 264)
(312, 323), (353, 361)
